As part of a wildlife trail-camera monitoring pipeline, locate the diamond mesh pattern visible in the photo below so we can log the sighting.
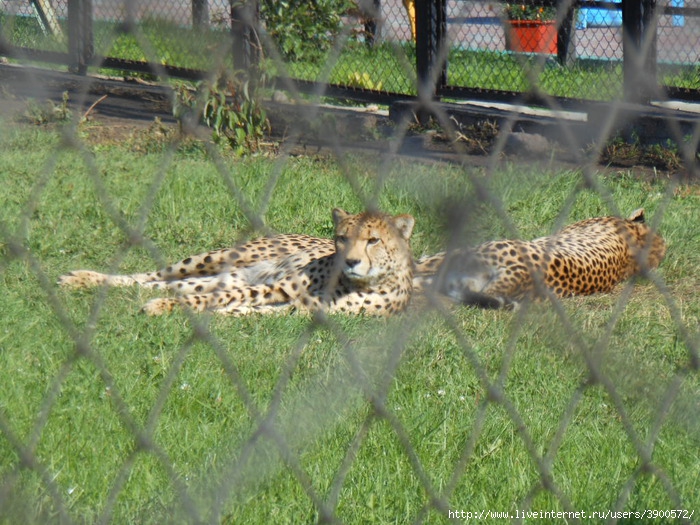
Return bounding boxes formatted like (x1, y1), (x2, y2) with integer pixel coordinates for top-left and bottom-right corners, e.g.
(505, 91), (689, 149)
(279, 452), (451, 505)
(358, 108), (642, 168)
(0, 1), (699, 523)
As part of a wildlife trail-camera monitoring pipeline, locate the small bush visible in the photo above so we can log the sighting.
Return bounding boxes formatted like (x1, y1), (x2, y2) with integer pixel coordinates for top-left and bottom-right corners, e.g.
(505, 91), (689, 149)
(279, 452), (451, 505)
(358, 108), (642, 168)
(260, 0), (353, 63)
(175, 73), (269, 155)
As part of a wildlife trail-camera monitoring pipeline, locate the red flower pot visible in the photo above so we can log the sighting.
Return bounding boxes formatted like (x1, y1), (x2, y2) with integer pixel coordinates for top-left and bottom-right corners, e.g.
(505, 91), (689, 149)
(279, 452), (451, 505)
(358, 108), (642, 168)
(506, 20), (557, 54)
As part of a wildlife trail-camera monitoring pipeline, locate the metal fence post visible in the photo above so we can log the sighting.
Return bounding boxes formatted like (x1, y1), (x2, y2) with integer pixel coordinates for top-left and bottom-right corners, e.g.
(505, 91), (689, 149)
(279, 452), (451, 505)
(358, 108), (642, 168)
(622, 0), (658, 103)
(230, 0), (260, 75)
(415, 0), (446, 110)
(67, 0), (93, 75)
(362, 0), (382, 48)
(556, 0), (577, 66)
(192, 0), (210, 30)
(641, 0), (658, 89)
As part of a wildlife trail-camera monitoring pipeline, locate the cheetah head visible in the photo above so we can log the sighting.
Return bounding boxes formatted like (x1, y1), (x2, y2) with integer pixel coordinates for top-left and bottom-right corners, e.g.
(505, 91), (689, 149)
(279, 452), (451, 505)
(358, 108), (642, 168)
(626, 208), (667, 271)
(332, 208), (415, 287)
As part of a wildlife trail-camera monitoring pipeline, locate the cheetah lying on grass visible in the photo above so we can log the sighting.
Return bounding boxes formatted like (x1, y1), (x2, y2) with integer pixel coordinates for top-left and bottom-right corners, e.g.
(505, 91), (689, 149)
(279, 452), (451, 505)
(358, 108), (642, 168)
(59, 209), (418, 316)
(416, 208), (666, 309)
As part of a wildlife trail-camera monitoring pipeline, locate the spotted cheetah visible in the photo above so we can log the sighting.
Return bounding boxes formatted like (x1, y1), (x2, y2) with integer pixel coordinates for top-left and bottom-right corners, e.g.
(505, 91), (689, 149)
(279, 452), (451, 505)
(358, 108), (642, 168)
(416, 208), (666, 308)
(59, 209), (416, 316)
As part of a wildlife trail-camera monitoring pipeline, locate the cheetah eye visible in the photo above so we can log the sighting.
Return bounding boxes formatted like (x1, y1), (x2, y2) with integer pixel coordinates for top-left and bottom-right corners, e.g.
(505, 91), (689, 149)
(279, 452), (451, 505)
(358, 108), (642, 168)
(367, 237), (380, 246)
(335, 235), (348, 244)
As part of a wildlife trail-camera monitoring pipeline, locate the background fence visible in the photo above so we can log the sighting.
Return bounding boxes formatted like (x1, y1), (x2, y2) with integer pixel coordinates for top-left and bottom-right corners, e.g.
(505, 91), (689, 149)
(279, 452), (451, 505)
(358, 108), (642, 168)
(0, 1), (699, 524)
(1, 0), (699, 105)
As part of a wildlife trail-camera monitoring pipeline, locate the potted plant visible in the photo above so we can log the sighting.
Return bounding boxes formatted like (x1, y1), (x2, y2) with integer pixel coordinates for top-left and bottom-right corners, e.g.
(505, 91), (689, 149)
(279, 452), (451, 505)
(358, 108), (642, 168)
(504, 2), (558, 54)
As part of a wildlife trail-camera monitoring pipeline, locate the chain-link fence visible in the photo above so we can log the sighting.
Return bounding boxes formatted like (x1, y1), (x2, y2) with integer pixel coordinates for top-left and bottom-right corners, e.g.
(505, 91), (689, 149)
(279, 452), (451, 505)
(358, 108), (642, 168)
(1, 0), (699, 524)
(1, 0), (699, 103)
(441, 0), (700, 102)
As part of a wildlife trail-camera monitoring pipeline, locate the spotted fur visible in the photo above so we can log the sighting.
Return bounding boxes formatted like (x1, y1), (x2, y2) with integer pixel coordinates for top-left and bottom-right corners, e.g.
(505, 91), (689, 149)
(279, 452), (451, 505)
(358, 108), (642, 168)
(59, 209), (416, 317)
(419, 209), (666, 308)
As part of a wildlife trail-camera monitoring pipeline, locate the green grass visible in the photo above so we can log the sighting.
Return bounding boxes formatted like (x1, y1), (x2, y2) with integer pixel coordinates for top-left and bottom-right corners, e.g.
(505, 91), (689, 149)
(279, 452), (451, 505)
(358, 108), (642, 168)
(0, 13), (68, 53)
(0, 122), (699, 523)
(95, 18), (233, 72)
(273, 41), (627, 100)
(446, 48), (624, 100)
(0, 15), (233, 71)
(277, 42), (418, 96)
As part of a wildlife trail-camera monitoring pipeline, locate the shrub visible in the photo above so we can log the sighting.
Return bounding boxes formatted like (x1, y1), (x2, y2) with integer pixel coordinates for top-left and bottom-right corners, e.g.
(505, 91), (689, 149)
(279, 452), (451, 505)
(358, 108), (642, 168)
(175, 73), (269, 155)
(260, 0), (353, 63)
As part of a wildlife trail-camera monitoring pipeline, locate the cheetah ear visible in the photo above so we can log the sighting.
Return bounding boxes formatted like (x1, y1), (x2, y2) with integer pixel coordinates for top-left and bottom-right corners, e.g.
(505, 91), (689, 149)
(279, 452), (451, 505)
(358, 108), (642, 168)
(628, 208), (645, 223)
(332, 208), (350, 228)
(393, 214), (415, 241)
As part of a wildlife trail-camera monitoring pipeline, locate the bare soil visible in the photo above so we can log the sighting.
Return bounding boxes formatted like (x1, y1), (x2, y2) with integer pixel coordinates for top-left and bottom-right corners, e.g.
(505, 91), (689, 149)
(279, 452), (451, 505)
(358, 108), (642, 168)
(0, 63), (694, 181)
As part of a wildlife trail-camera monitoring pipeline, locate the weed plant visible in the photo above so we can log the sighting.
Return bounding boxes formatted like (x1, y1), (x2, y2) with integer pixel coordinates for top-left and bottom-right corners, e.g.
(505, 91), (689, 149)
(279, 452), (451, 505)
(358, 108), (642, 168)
(22, 91), (72, 125)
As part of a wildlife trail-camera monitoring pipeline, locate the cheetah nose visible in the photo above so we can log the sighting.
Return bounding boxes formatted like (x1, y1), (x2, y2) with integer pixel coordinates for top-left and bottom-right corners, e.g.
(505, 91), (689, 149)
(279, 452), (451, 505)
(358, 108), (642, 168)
(345, 258), (361, 269)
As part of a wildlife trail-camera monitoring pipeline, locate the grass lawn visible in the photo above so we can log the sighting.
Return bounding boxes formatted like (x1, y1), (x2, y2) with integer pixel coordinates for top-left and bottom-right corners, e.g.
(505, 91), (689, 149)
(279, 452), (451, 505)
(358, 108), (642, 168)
(0, 121), (698, 523)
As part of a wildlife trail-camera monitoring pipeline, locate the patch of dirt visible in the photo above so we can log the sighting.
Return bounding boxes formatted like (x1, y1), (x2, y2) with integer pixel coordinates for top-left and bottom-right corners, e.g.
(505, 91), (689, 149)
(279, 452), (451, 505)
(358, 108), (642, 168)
(0, 64), (696, 181)
(0, 63), (174, 129)
(80, 121), (154, 144)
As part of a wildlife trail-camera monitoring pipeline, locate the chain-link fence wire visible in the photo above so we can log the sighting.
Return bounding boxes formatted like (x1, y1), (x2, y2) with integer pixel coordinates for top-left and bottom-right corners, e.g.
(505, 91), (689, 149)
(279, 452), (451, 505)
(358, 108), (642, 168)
(1, 0), (699, 523)
(441, 0), (700, 101)
(2, 0), (699, 101)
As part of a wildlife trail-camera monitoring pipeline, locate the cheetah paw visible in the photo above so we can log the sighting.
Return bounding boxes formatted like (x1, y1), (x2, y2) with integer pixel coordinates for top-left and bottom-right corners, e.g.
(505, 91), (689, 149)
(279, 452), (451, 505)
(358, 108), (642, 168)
(141, 298), (178, 316)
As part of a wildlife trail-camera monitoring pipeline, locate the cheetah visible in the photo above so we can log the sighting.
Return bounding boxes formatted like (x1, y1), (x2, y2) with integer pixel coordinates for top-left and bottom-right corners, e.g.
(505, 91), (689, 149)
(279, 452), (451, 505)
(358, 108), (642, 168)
(416, 208), (666, 309)
(59, 209), (416, 317)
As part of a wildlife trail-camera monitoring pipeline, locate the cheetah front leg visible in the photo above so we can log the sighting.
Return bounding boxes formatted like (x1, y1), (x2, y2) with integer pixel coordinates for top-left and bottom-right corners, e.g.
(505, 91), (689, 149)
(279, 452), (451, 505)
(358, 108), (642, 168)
(141, 297), (187, 315)
(142, 299), (297, 316)
(141, 291), (236, 316)
(141, 283), (296, 316)
(415, 252), (445, 276)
